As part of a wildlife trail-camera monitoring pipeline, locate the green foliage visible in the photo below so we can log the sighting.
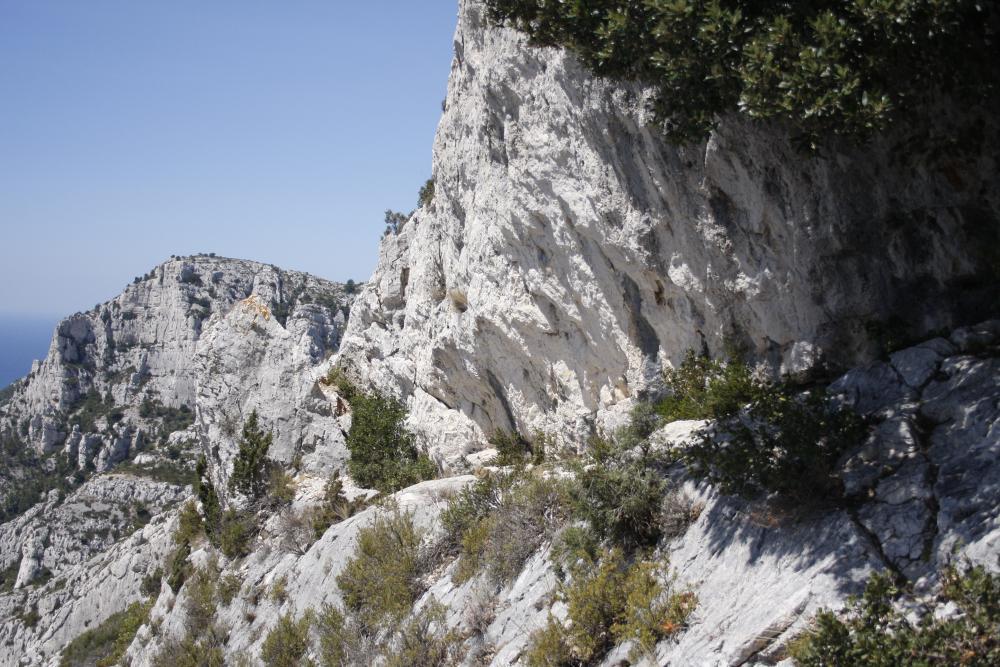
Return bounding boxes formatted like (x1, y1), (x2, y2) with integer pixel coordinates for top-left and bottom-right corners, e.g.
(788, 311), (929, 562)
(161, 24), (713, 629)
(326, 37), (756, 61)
(529, 548), (696, 664)
(382, 601), (464, 667)
(70, 389), (112, 433)
(417, 178), (435, 208)
(228, 411), (273, 501)
(261, 612), (313, 667)
(790, 565), (1000, 666)
(195, 456), (221, 534)
(336, 509), (425, 630)
(270, 575), (289, 604)
(141, 567), (163, 597)
(19, 604), (40, 629)
(218, 573), (242, 605)
(525, 616), (576, 667)
(656, 351), (765, 422)
(216, 508), (254, 559)
(684, 387), (864, 505)
(139, 399), (195, 441)
(174, 500), (204, 546)
(486, 0), (998, 147)
(59, 599), (152, 667)
(572, 460), (666, 549)
(444, 471), (572, 585)
(269, 468), (296, 506)
(321, 366), (358, 401)
(167, 540), (192, 591)
(1, 437), (75, 524)
(346, 389), (436, 493)
(310, 471), (365, 539)
(317, 604), (375, 667)
(488, 429), (532, 465)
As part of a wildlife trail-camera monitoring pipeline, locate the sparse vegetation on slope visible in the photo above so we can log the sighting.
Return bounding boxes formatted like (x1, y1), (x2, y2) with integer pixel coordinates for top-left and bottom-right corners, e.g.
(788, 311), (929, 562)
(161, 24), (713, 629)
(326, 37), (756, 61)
(59, 599), (152, 667)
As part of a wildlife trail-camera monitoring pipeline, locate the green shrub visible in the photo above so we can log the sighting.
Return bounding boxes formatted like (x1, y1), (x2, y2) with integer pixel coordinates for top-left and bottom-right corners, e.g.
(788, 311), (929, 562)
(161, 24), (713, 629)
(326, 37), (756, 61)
(525, 616), (576, 667)
(572, 461), (666, 549)
(656, 351), (764, 423)
(59, 599), (152, 667)
(317, 604), (377, 667)
(261, 612), (312, 667)
(19, 604), (40, 629)
(346, 389), (436, 493)
(336, 509), (425, 630)
(417, 178), (435, 208)
(790, 565), (1000, 666)
(217, 509), (254, 559)
(684, 388), (864, 505)
(229, 411), (273, 501)
(310, 472), (365, 539)
(321, 367), (358, 401)
(141, 567), (163, 597)
(166, 541), (192, 591)
(195, 455), (221, 534)
(528, 548), (696, 664)
(270, 575), (288, 604)
(183, 563), (219, 634)
(446, 471), (572, 585)
(174, 500), (204, 546)
(269, 468), (296, 506)
(218, 573), (242, 605)
(489, 430), (532, 466)
(383, 601), (464, 667)
(486, 0), (998, 148)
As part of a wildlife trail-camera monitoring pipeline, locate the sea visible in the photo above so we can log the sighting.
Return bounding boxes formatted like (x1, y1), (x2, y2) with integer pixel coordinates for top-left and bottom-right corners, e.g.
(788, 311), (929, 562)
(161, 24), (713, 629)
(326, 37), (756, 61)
(0, 316), (58, 389)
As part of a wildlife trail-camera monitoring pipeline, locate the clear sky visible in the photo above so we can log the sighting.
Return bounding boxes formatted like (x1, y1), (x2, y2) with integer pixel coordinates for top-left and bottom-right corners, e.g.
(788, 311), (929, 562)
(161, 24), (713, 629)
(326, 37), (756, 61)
(0, 0), (459, 317)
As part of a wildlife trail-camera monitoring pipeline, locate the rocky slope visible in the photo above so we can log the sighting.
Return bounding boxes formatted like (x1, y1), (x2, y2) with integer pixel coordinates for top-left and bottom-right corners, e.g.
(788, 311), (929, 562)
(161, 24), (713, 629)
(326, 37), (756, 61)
(2, 0), (999, 665)
(0, 255), (356, 660)
(338, 0), (999, 466)
(4, 322), (996, 666)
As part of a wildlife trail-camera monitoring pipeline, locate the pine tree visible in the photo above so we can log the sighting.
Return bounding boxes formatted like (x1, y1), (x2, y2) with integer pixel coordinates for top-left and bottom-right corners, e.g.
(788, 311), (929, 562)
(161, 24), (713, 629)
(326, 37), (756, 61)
(229, 411), (273, 501)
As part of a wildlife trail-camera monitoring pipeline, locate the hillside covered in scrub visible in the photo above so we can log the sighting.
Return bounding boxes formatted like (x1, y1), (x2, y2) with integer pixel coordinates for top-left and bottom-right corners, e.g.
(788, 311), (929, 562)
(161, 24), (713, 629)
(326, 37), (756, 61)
(1, 0), (998, 665)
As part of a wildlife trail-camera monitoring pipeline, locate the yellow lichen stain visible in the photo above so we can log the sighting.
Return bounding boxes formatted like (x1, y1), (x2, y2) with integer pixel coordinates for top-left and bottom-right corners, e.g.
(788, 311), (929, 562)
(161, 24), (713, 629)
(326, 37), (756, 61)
(240, 294), (271, 321)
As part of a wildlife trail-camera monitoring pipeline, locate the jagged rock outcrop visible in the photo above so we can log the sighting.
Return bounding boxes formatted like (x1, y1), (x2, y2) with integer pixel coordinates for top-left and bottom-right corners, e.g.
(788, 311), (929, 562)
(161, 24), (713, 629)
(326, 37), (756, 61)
(194, 294), (351, 500)
(1, 255), (351, 463)
(338, 0), (999, 466)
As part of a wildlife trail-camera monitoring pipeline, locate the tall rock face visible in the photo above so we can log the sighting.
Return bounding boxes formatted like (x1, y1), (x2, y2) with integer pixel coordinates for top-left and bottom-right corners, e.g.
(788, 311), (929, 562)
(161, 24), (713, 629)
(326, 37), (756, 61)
(1, 255), (351, 469)
(339, 0), (999, 464)
(0, 255), (354, 592)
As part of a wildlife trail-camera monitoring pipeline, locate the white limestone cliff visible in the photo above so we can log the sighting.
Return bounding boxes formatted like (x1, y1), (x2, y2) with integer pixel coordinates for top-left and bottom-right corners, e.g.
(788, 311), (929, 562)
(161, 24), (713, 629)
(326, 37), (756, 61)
(338, 0), (999, 466)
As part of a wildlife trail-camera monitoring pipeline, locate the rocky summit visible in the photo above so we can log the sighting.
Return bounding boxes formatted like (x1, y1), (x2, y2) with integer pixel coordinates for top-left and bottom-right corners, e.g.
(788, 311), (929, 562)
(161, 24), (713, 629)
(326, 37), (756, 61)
(1, 1), (998, 666)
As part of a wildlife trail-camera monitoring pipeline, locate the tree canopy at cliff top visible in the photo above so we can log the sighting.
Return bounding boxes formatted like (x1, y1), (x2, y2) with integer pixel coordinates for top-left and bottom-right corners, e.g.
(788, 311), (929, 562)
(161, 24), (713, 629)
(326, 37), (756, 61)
(486, 0), (998, 148)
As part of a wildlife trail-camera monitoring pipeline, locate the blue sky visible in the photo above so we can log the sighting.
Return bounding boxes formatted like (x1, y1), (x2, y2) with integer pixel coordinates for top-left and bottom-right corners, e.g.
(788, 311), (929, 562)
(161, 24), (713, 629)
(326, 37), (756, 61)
(0, 0), (459, 317)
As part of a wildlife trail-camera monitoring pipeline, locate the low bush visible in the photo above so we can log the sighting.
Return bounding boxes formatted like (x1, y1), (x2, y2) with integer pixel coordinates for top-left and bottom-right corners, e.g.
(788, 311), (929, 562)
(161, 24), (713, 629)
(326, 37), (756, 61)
(528, 548), (695, 664)
(684, 388), (864, 506)
(59, 599), (152, 667)
(346, 389), (436, 493)
(656, 351), (765, 423)
(646, 351), (864, 506)
(261, 612), (312, 667)
(317, 604), (379, 667)
(336, 509), (425, 630)
(572, 461), (666, 549)
(309, 472), (365, 540)
(382, 601), (464, 667)
(789, 565), (1000, 666)
(216, 509), (254, 559)
(218, 573), (242, 605)
(445, 471), (572, 585)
